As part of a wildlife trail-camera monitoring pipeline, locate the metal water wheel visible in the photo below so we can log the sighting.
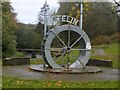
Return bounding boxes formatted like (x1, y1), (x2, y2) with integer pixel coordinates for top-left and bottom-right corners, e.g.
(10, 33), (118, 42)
(41, 25), (91, 69)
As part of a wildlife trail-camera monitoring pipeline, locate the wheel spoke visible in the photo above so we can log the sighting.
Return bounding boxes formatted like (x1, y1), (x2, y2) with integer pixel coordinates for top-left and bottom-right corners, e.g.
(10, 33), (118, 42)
(70, 34), (85, 48)
(45, 48), (62, 59)
(71, 51), (85, 67)
(70, 52), (78, 64)
(70, 48), (91, 51)
(53, 51), (67, 61)
(53, 50), (62, 60)
(67, 25), (71, 67)
(46, 48), (62, 51)
(67, 51), (70, 67)
(68, 25), (71, 47)
(61, 52), (65, 66)
(51, 31), (67, 47)
(77, 58), (85, 67)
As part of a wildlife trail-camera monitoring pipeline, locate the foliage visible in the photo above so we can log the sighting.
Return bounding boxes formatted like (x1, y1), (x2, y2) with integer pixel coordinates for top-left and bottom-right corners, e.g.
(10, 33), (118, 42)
(15, 23), (41, 49)
(110, 33), (120, 43)
(84, 2), (118, 39)
(38, 3), (56, 25)
(57, 2), (118, 43)
(92, 33), (119, 45)
(0, 2), (2, 57)
(34, 22), (44, 47)
(34, 3), (58, 47)
(30, 58), (45, 64)
(2, 2), (18, 58)
(92, 35), (111, 45)
(2, 76), (118, 88)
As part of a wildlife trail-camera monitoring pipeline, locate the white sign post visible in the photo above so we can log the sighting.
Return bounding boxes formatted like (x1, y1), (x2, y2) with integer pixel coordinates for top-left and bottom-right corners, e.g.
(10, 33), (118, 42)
(44, 0), (47, 38)
(80, 2), (83, 30)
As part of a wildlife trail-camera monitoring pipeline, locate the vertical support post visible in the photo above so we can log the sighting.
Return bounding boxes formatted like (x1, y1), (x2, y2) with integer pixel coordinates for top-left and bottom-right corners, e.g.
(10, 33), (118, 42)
(79, 2), (83, 30)
(44, 0), (47, 38)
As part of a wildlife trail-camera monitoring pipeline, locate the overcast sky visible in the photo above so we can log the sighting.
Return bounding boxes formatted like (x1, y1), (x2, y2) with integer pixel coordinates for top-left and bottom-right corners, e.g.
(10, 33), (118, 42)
(10, 0), (119, 24)
(10, 0), (59, 24)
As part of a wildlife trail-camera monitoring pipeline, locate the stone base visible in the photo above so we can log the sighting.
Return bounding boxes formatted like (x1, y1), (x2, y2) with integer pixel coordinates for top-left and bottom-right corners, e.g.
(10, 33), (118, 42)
(87, 59), (112, 67)
(30, 65), (101, 74)
(3, 58), (30, 66)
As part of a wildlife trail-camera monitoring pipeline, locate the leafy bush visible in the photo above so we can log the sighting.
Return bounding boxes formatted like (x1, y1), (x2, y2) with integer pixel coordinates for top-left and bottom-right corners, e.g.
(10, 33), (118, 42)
(92, 35), (110, 45)
(92, 33), (119, 45)
(110, 33), (119, 43)
(2, 2), (18, 58)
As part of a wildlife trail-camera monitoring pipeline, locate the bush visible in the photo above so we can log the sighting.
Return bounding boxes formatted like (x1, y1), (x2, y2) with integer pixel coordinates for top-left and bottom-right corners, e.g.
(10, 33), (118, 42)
(110, 33), (119, 43)
(92, 33), (119, 45)
(92, 35), (110, 45)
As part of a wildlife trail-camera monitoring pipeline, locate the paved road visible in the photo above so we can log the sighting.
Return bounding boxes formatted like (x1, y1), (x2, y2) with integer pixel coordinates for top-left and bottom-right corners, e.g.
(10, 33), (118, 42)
(2, 65), (119, 82)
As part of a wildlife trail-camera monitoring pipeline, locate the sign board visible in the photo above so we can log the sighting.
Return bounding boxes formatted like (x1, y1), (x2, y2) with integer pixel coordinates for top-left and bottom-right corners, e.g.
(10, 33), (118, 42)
(53, 15), (79, 26)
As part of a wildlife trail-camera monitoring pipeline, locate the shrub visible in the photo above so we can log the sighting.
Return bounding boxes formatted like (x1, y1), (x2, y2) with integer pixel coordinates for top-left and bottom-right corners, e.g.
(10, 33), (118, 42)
(92, 35), (111, 45)
(92, 33), (119, 45)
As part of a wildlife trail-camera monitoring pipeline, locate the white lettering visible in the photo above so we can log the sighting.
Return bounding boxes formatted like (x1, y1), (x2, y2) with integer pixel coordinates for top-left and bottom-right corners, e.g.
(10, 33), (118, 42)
(70, 17), (74, 24)
(66, 16), (70, 22)
(62, 15), (66, 22)
(72, 18), (79, 25)
(53, 15), (79, 26)
(57, 15), (62, 22)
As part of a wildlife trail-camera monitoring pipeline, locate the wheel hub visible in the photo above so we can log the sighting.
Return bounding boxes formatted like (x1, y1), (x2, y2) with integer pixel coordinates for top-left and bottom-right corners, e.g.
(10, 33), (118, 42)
(62, 47), (70, 52)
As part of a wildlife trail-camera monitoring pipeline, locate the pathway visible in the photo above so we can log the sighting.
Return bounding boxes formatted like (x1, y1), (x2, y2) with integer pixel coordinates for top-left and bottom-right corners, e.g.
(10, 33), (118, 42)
(2, 65), (119, 82)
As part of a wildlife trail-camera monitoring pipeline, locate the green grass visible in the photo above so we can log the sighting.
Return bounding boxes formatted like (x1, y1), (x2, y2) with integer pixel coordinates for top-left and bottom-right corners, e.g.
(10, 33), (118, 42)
(30, 50), (79, 66)
(30, 44), (119, 68)
(55, 50), (79, 65)
(10, 51), (24, 58)
(30, 58), (45, 65)
(31, 44), (119, 68)
(103, 44), (118, 55)
(0, 60), (2, 65)
(90, 44), (119, 68)
(2, 44), (119, 88)
(2, 77), (119, 88)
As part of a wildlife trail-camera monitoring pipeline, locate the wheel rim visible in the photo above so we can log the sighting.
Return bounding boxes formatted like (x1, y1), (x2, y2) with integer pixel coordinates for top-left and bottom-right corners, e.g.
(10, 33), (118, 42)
(42, 25), (91, 69)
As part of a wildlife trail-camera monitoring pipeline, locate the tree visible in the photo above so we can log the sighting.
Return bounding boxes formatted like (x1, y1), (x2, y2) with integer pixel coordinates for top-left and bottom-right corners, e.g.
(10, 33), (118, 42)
(35, 2), (57, 47)
(113, 0), (120, 6)
(2, 2), (18, 58)
(15, 23), (41, 49)
(38, 2), (53, 25)
(34, 22), (44, 47)
(0, 2), (2, 57)
(57, 1), (118, 43)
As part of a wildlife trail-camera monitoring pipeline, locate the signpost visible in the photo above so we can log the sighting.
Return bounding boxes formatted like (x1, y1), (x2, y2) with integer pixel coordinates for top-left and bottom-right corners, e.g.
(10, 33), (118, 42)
(80, 2), (83, 30)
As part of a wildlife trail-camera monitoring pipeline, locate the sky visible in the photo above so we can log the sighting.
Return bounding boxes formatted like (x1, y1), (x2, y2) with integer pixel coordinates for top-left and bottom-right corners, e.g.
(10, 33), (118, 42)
(10, 0), (59, 24)
(10, 0), (119, 24)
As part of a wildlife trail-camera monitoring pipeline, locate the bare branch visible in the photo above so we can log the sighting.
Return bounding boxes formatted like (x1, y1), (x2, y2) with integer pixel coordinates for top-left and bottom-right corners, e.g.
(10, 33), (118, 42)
(113, 0), (120, 6)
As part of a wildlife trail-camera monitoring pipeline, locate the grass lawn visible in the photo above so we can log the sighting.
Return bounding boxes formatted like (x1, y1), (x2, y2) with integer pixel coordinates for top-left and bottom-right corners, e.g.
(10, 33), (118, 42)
(30, 58), (45, 65)
(91, 44), (119, 68)
(2, 77), (119, 88)
(31, 44), (119, 68)
(2, 44), (119, 88)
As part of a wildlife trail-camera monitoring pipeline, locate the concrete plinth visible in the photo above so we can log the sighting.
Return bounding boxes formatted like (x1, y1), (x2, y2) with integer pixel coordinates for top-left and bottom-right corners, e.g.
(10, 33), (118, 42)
(30, 65), (101, 74)
(3, 58), (30, 66)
